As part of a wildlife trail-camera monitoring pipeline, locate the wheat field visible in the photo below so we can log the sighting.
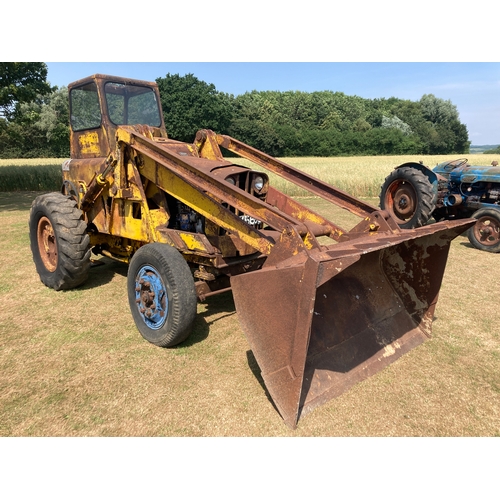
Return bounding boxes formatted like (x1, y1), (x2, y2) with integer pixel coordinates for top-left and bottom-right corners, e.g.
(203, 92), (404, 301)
(1, 154), (499, 198)
(243, 153), (500, 198)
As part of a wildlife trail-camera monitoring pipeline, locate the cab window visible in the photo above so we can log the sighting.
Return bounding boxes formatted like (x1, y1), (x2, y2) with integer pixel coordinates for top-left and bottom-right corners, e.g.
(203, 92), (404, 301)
(104, 82), (162, 127)
(70, 82), (102, 131)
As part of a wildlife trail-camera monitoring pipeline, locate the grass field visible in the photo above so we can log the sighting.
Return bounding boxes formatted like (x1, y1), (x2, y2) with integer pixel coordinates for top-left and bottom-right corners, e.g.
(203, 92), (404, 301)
(0, 159), (66, 192)
(1, 169), (499, 436)
(2, 154), (500, 197)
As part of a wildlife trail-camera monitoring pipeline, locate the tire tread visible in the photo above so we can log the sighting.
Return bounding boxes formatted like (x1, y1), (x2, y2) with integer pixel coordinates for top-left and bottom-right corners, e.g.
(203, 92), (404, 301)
(379, 166), (436, 229)
(29, 192), (91, 290)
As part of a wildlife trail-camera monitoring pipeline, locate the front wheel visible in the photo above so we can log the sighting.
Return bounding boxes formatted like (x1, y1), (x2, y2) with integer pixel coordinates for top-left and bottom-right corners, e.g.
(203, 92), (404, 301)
(380, 166), (436, 229)
(467, 208), (500, 253)
(127, 243), (197, 347)
(29, 192), (91, 290)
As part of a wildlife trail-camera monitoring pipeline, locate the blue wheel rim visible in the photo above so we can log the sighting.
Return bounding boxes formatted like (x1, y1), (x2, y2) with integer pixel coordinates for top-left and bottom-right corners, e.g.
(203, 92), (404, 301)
(134, 264), (168, 330)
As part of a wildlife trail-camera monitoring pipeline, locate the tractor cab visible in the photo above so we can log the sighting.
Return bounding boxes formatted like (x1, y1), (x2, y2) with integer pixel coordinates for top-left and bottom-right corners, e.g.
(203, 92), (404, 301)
(68, 74), (167, 160)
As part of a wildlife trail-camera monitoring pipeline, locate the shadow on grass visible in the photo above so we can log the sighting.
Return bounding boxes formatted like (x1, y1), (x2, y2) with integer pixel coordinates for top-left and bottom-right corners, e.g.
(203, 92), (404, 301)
(246, 349), (280, 415)
(75, 257), (128, 290)
(458, 240), (488, 252)
(176, 293), (280, 418)
(65, 256), (239, 347)
(51, 239), (275, 410)
(458, 239), (473, 248)
(183, 292), (237, 347)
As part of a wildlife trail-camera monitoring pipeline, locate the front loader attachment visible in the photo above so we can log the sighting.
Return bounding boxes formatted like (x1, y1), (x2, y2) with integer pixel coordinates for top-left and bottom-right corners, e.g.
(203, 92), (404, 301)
(231, 218), (473, 428)
(101, 126), (474, 428)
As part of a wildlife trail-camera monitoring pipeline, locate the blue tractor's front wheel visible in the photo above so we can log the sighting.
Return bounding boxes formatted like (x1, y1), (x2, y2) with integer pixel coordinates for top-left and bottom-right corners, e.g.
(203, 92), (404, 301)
(128, 243), (197, 347)
(467, 208), (500, 253)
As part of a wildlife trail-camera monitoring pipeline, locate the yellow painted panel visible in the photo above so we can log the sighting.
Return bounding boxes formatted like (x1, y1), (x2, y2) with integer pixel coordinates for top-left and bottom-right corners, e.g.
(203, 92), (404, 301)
(109, 200), (149, 241)
(79, 132), (101, 155)
(178, 232), (210, 252)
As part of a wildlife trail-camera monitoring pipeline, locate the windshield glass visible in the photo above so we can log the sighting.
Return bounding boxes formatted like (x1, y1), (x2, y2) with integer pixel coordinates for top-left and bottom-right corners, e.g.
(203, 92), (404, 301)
(104, 82), (162, 127)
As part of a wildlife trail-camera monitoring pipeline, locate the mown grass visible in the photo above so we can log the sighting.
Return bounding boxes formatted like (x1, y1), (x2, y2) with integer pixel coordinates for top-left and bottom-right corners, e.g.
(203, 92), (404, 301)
(0, 184), (499, 437)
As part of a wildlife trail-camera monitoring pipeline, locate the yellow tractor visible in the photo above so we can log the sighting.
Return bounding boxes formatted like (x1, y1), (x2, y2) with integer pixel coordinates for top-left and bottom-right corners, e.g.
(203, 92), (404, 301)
(29, 74), (474, 428)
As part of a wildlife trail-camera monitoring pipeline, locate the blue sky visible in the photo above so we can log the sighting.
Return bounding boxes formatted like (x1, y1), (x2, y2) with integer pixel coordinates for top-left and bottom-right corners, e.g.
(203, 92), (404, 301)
(5, 3), (498, 147)
(46, 62), (500, 146)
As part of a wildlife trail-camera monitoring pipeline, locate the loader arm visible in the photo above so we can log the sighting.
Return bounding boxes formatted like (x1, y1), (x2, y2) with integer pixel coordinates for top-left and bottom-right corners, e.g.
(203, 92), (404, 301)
(115, 127), (353, 254)
(212, 131), (378, 218)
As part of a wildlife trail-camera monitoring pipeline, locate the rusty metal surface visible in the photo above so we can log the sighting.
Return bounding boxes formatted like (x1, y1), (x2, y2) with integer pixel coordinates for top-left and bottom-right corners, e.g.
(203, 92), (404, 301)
(231, 218), (475, 428)
(37, 216), (58, 272)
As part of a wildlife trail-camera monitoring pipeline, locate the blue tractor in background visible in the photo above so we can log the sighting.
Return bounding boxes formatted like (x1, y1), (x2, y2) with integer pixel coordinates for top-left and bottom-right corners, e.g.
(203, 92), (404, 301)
(380, 158), (500, 253)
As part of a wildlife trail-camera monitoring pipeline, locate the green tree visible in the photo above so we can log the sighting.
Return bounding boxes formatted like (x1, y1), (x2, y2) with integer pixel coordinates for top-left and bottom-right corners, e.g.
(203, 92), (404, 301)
(0, 63), (52, 120)
(155, 73), (234, 142)
(420, 94), (459, 124)
(34, 87), (70, 156)
(381, 115), (413, 136)
(0, 87), (70, 158)
(419, 94), (469, 153)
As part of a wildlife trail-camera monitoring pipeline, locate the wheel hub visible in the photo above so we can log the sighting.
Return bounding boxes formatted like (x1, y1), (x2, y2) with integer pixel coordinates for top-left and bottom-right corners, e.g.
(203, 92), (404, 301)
(37, 216), (58, 272)
(397, 196), (409, 210)
(134, 265), (168, 330)
(475, 218), (500, 246)
(391, 182), (416, 220)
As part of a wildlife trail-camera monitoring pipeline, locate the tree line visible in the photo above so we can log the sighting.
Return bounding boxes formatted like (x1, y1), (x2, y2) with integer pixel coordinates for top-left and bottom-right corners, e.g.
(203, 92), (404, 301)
(0, 64), (470, 159)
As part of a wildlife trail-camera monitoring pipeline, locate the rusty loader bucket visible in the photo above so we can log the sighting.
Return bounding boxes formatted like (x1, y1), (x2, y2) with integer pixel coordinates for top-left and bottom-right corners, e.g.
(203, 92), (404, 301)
(197, 134), (474, 428)
(231, 218), (473, 428)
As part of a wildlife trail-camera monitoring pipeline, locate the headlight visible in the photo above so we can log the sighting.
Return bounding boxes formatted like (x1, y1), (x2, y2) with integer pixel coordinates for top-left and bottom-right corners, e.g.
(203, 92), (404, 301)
(226, 176), (236, 185)
(253, 175), (264, 192)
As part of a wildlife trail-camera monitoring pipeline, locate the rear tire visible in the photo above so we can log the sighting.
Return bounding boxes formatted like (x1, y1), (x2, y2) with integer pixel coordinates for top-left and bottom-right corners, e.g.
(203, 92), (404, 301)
(467, 208), (500, 253)
(127, 243), (197, 347)
(29, 192), (91, 290)
(380, 167), (436, 229)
